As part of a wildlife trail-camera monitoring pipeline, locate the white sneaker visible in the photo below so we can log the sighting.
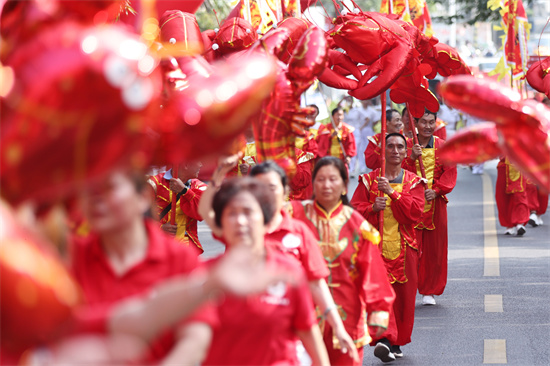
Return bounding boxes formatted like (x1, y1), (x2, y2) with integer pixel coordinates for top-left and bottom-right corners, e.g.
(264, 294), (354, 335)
(374, 342), (396, 363)
(515, 224), (526, 236)
(528, 213), (539, 227)
(422, 295), (436, 305)
(536, 215), (544, 226)
(505, 227), (517, 235)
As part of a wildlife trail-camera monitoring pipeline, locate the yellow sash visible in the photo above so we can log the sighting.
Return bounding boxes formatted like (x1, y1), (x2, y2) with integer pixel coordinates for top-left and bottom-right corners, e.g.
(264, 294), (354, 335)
(382, 183), (403, 260)
(329, 130), (344, 158)
(418, 148), (435, 213)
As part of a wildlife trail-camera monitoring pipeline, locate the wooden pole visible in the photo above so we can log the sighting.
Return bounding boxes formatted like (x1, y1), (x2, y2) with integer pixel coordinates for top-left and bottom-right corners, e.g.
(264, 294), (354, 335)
(170, 165), (179, 225)
(379, 92), (387, 242)
(406, 104), (427, 179)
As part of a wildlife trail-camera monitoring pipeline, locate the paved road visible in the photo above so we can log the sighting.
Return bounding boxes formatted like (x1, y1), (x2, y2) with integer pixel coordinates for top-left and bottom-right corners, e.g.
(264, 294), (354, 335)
(198, 160), (550, 365)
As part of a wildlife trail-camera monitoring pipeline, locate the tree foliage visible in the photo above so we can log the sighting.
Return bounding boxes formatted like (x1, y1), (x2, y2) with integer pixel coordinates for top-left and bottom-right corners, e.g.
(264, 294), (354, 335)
(430, 0), (533, 25)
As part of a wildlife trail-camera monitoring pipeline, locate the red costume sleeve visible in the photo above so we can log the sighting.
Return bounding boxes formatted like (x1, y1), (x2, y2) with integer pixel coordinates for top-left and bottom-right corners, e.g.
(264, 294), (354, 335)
(343, 125), (357, 157)
(432, 164), (457, 196)
(302, 133), (318, 157)
(364, 134), (382, 170)
(289, 160), (312, 194)
(432, 139), (457, 196)
(315, 124), (330, 158)
(178, 179), (206, 221)
(350, 173), (377, 222)
(389, 176), (425, 225)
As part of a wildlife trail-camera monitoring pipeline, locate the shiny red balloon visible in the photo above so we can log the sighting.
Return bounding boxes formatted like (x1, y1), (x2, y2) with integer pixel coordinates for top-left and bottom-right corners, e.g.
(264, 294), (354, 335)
(439, 123), (501, 164)
(153, 52), (278, 164)
(1, 22), (161, 205)
(438, 75), (550, 193)
(525, 57), (550, 98)
(0, 203), (82, 351)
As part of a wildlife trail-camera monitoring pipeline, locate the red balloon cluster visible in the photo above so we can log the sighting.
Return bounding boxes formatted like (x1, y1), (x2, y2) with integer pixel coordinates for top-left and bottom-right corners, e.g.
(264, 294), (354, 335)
(1, 22), (162, 206)
(438, 75), (550, 193)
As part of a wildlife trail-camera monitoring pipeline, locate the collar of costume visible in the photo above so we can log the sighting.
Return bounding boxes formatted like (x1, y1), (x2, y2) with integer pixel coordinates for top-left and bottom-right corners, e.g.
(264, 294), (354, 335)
(313, 200), (344, 219)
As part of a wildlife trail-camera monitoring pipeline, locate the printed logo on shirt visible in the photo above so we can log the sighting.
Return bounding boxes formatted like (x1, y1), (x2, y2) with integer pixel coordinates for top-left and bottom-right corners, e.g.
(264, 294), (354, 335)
(261, 281), (289, 306)
(281, 233), (301, 249)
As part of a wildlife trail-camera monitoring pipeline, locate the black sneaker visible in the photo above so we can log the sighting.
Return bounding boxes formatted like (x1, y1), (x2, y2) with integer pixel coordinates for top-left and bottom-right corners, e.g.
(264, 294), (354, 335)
(374, 339), (396, 363)
(391, 345), (403, 358)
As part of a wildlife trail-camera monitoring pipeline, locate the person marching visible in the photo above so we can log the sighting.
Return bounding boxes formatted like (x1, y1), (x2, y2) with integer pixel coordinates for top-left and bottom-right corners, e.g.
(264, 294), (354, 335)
(288, 156), (395, 366)
(526, 179), (548, 227)
(250, 161), (359, 363)
(403, 110), (457, 306)
(351, 133), (425, 361)
(316, 107), (357, 169)
(495, 157), (529, 236)
(364, 109), (404, 171)
(176, 178), (330, 366)
(148, 161), (206, 253)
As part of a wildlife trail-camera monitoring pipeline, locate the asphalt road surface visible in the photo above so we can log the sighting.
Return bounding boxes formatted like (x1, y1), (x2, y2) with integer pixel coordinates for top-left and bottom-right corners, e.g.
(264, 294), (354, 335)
(197, 159), (550, 365)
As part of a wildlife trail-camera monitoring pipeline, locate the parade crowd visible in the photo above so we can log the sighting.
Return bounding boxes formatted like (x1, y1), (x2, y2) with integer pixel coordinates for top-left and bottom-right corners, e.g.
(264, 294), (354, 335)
(11, 94), (546, 366)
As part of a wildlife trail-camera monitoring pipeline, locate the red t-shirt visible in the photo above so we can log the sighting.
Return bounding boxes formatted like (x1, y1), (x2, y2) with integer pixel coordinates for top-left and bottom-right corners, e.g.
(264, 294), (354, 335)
(70, 220), (199, 363)
(265, 210), (329, 281)
(192, 248), (316, 366)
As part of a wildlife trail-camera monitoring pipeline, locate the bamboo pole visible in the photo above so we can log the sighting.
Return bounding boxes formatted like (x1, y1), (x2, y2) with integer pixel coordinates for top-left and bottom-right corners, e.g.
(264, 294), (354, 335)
(170, 165), (179, 225)
(379, 92), (387, 242)
(406, 104), (427, 179)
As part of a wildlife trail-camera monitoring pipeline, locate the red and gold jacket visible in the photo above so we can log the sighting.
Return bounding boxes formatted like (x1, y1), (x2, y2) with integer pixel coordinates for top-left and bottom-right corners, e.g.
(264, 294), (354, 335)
(288, 147), (315, 201)
(315, 123), (356, 160)
(433, 118), (447, 141)
(288, 200), (395, 349)
(497, 157), (525, 193)
(148, 172), (206, 253)
(402, 135), (457, 230)
(350, 169), (425, 283)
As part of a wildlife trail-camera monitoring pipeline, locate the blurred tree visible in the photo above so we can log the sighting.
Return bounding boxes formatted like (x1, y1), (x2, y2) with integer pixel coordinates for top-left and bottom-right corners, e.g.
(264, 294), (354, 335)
(195, 0), (234, 31)
(430, 0), (534, 25)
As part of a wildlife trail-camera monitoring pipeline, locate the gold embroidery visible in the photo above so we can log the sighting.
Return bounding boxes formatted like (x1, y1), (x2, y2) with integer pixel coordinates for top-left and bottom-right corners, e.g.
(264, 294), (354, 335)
(381, 183), (403, 260)
(418, 148), (435, 213)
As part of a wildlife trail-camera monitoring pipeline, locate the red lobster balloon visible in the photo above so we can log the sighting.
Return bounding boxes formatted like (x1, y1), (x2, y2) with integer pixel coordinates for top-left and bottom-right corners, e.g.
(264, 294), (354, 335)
(1, 22), (162, 205)
(438, 75), (550, 193)
(526, 56), (550, 98)
(251, 23), (328, 175)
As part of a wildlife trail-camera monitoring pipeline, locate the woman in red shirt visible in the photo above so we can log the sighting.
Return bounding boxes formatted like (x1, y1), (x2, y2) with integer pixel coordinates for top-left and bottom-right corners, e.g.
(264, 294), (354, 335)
(177, 178), (329, 366)
(250, 161), (359, 363)
(289, 156), (396, 366)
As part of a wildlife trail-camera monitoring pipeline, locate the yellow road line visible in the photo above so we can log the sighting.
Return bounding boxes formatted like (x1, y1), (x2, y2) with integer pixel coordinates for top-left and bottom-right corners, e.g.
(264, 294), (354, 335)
(484, 294), (504, 313)
(482, 172), (500, 277)
(484, 339), (507, 364)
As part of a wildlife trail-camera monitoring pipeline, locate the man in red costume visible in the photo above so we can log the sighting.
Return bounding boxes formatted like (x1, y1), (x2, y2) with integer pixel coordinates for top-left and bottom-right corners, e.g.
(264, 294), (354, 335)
(351, 133), (425, 360)
(148, 161), (206, 253)
(316, 107), (356, 167)
(364, 109), (404, 170)
(495, 157), (529, 236)
(403, 110), (457, 306)
(526, 180), (548, 227)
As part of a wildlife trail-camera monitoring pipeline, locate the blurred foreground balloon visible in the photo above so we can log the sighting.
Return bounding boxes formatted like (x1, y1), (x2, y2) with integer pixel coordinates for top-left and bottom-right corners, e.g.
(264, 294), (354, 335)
(0, 202), (81, 353)
(153, 51), (278, 164)
(251, 23), (328, 175)
(1, 22), (162, 205)
(525, 56), (550, 99)
(438, 75), (550, 193)
(438, 123), (501, 164)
